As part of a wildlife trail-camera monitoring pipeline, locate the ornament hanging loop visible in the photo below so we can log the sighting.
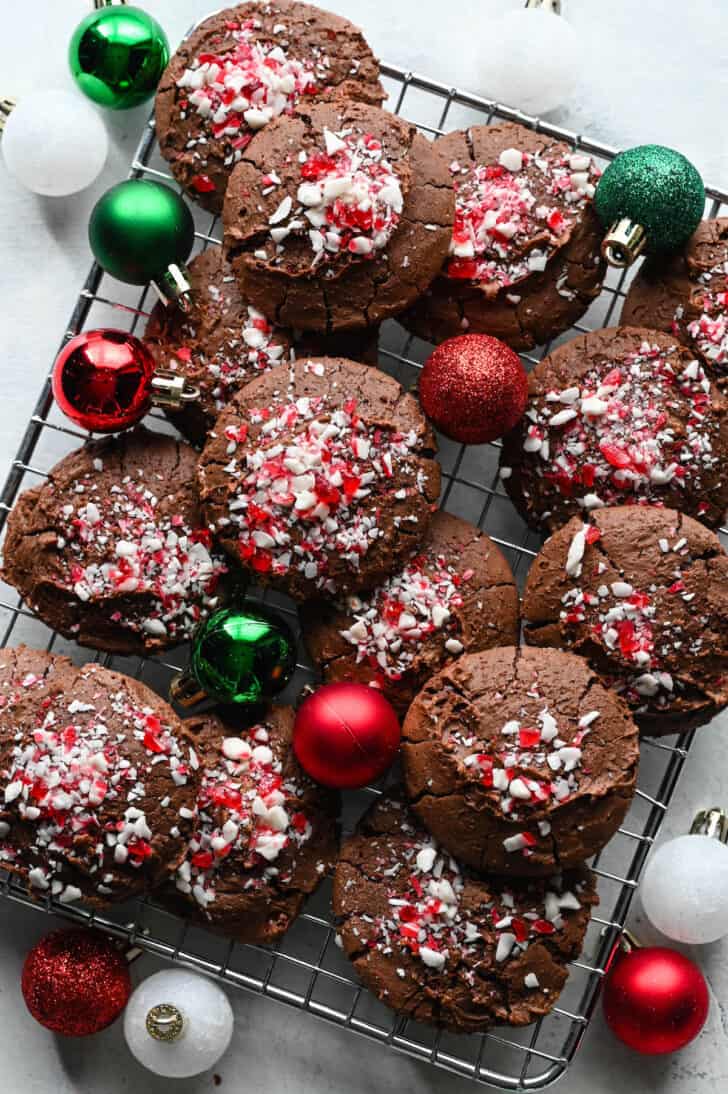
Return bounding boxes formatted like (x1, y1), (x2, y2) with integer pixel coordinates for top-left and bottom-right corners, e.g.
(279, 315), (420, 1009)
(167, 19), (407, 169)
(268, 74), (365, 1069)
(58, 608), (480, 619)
(146, 1003), (184, 1043)
(153, 264), (193, 314)
(691, 807), (728, 842)
(601, 217), (647, 268)
(525, 0), (562, 12)
(0, 96), (16, 134)
(150, 371), (200, 410)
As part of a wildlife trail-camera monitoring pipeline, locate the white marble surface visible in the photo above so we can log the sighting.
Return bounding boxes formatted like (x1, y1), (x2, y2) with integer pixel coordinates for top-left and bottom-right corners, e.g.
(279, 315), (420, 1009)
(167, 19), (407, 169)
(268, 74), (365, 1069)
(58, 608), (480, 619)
(1, 2), (727, 1092)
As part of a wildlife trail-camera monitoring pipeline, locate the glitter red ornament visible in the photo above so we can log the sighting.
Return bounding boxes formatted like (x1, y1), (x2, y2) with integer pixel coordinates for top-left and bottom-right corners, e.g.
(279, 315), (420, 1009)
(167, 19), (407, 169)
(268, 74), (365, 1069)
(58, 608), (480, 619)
(419, 333), (528, 445)
(52, 328), (198, 433)
(602, 941), (709, 1054)
(22, 927), (132, 1036)
(293, 682), (400, 788)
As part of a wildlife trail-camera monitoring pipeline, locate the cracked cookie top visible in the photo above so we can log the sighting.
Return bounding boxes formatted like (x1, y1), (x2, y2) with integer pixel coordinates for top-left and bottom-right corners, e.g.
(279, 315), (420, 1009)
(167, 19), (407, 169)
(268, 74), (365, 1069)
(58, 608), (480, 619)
(500, 326), (728, 532)
(155, 1), (384, 213)
(303, 511), (518, 714)
(0, 646), (197, 907)
(222, 100), (454, 331)
(159, 705), (338, 943)
(333, 790), (597, 1033)
(401, 645), (638, 876)
(523, 506), (728, 734)
(2, 429), (227, 656)
(198, 357), (440, 600)
(622, 217), (728, 389)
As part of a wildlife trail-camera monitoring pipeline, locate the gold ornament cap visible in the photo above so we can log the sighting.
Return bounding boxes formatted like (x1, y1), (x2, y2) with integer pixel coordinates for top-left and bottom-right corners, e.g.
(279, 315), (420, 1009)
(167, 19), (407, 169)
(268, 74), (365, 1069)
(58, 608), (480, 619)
(690, 807), (728, 843)
(146, 1002), (184, 1042)
(601, 217), (647, 268)
(93, 1), (128, 8)
(0, 97), (16, 135)
(149, 370), (199, 410)
(153, 264), (193, 313)
(525, 0), (562, 12)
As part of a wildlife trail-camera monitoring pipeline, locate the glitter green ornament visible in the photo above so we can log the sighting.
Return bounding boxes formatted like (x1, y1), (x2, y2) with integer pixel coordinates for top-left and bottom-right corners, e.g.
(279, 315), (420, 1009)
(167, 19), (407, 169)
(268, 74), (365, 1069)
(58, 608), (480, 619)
(69, 1), (169, 111)
(595, 144), (705, 268)
(170, 604), (297, 707)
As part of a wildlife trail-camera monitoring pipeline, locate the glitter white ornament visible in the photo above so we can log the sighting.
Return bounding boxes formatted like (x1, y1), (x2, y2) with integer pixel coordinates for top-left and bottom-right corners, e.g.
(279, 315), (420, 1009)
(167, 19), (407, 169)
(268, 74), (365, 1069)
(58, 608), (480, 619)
(641, 832), (728, 945)
(477, 7), (580, 115)
(2, 90), (108, 197)
(124, 969), (234, 1078)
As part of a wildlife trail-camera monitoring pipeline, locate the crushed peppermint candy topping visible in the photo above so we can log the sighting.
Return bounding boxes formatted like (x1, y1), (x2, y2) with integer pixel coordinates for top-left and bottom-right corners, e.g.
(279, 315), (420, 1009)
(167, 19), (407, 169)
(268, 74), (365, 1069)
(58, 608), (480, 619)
(681, 256), (728, 372)
(176, 18), (320, 161)
(447, 147), (599, 287)
(521, 342), (720, 510)
(56, 466), (226, 642)
(217, 379), (429, 594)
(338, 553), (471, 679)
(261, 127), (403, 265)
(362, 818), (583, 974)
(0, 670), (191, 898)
(176, 725), (314, 909)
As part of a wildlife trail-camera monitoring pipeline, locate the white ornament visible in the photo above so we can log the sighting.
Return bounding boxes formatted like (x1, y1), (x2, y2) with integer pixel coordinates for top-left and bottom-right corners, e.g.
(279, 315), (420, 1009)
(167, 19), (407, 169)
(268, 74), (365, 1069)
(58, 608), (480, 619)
(641, 834), (728, 945)
(2, 89), (108, 197)
(123, 969), (234, 1078)
(477, 8), (580, 115)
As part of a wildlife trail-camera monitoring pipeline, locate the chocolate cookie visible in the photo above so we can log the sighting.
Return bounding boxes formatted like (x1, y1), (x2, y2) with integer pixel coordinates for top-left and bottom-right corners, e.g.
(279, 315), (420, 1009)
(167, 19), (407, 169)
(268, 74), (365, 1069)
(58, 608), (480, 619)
(155, 1), (384, 213)
(159, 706), (338, 942)
(523, 507), (728, 734)
(333, 790), (597, 1033)
(400, 122), (605, 351)
(401, 646), (638, 876)
(2, 429), (227, 655)
(622, 218), (728, 389)
(303, 512), (519, 715)
(197, 358), (440, 599)
(144, 246), (379, 446)
(0, 646), (197, 907)
(222, 100), (454, 331)
(500, 327), (728, 532)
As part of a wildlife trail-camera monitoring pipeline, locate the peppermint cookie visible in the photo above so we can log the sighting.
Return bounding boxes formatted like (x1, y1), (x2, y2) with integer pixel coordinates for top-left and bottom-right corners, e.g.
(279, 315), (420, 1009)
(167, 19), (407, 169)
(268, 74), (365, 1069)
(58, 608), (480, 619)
(401, 646), (638, 876)
(523, 507), (728, 734)
(622, 218), (728, 388)
(222, 100), (454, 331)
(0, 646), (197, 907)
(198, 358), (440, 599)
(2, 429), (227, 655)
(144, 246), (380, 445)
(159, 706), (338, 942)
(303, 512), (519, 715)
(333, 791), (597, 1033)
(401, 123), (605, 351)
(155, 1), (384, 213)
(500, 327), (728, 532)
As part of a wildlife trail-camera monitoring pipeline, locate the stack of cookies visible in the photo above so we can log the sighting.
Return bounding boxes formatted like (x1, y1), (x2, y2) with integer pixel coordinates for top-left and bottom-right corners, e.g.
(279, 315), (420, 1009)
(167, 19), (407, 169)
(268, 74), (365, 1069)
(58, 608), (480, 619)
(1, 0), (727, 1043)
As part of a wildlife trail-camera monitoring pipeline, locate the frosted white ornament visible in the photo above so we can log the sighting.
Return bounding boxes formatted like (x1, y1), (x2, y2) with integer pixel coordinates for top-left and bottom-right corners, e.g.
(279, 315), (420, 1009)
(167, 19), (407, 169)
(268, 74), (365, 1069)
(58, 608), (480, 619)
(123, 969), (234, 1078)
(2, 89), (108, 196)
(641, 810), (728, 945)
(477, 4), (580, 115)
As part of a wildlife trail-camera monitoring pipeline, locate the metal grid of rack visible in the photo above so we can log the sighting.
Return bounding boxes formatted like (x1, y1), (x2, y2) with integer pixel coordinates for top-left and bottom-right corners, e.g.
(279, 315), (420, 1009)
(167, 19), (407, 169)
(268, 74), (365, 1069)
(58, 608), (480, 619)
(1, 57), (727, 1091)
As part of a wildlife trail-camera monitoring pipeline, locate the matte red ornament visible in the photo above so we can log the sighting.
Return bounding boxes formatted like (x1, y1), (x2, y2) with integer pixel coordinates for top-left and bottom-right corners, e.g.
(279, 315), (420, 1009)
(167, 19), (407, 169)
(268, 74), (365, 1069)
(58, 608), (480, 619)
(22, 927), (132, 1036)
(52, 328), (156, 433)
(602, 944), (709, 1054)
(293, 682), (400, 788)
(419, 333), (528, 445)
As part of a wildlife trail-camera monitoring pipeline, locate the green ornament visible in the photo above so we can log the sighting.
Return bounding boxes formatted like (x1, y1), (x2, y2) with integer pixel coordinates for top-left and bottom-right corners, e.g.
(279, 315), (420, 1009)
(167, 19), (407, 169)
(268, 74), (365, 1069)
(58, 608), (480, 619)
(595, 144), (705, 268)
(171, 604), (297, 707)
(69, 3), (169, 111)
(89, 179), (195, 309)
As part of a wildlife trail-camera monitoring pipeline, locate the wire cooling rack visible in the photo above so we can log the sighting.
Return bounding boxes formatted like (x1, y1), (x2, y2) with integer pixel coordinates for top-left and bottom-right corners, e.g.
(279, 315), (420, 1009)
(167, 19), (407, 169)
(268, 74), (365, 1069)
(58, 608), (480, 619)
(1, 55), (728, 1092)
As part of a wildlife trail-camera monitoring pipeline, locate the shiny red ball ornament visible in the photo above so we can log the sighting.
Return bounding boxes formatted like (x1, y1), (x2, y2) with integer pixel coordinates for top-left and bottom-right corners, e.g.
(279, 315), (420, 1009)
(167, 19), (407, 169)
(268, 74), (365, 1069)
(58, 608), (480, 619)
(602, 944), (709, 1054)
(22, 927), (132, 1036)
(419, 333), (528, 445)
(293, 682), (401, 788)
(52, 328), (156, 433)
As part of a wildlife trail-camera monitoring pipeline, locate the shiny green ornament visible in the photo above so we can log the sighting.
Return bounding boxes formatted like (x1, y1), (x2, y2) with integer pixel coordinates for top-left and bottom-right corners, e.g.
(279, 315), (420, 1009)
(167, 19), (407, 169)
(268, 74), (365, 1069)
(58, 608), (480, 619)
(89, 179), (195, 309)
(69, 2), (169, 111)
(172, 605), (297, 707)
(595, 144), (705, 268)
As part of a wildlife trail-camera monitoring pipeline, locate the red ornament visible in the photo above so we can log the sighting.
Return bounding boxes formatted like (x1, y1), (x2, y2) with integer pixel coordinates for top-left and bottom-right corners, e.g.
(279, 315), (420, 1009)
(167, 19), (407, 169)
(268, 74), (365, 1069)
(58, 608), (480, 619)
(602, 943), (709, 1054)
(22, 927), (132, 1036)
(419, 333), (528, 445)
(293, 682), (400, 788)
(52, 328), (156, 433)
